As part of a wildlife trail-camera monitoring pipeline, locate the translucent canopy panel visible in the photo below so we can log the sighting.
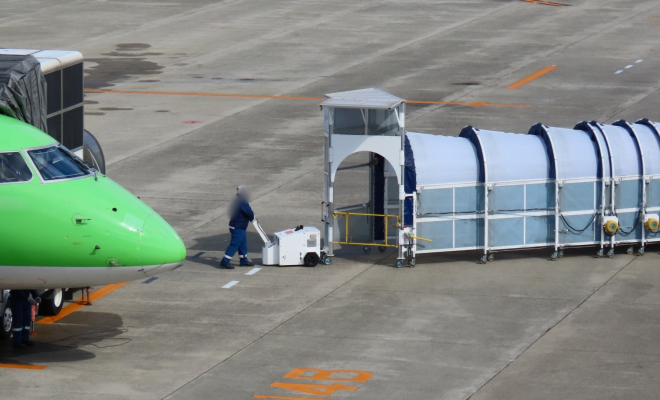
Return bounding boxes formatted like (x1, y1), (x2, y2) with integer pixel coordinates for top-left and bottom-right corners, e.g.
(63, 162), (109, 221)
(530, 125), (600, 180)
(460, 127), (552, 183)
(406, 132), (480, 186)
(630, 122), (660, 176)
(599, 124), (642, 177)
(332, 108), (364, 135)
(333, 107), (399, 136)
(322, 88), (404, 109)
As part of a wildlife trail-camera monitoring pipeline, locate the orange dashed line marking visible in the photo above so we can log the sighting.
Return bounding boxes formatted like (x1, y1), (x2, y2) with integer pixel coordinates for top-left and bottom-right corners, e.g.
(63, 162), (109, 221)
(406, 100), (530, 107)
(650, 18), (660, 22)
(254, 396), (338, 400)
(521, 0), (570, 6)
(84, 89), (530, 108)
(507, 66), (558, 89)
(0, 363), (47, 370)
(37, 282), (129, 325)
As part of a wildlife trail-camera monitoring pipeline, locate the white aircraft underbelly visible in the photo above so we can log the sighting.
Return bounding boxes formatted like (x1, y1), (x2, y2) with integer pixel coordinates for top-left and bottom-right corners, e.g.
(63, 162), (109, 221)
(0, 263), (181, 290)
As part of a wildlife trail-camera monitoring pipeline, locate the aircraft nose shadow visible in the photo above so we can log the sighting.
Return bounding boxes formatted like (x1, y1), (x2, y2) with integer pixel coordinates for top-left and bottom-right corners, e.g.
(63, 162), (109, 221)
(189, 231), (265, 252)
(188, 231), (268, 268)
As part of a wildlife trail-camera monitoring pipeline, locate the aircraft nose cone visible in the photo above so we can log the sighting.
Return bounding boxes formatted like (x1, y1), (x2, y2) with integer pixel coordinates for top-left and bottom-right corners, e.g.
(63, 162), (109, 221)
(140, 213), (186, 273)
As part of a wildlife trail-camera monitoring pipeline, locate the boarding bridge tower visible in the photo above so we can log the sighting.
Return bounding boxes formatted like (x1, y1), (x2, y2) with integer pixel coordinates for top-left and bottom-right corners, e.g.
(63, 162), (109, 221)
(320, 89), (408, 263)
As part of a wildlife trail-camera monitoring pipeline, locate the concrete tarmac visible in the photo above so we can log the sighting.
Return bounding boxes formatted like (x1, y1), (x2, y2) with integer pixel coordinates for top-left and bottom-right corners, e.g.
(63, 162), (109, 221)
(2, 0), (660, 399)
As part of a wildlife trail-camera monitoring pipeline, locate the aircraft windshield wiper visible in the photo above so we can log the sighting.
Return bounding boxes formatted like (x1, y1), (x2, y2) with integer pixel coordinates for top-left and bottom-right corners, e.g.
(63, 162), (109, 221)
(60, 146), (97, 174)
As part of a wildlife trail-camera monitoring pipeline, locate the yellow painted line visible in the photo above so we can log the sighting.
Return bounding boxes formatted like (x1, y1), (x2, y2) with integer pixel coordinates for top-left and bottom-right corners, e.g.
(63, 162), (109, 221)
(521, 0), (569, 6)
(37, 282), (129, 325)
(507, 66), (557, 89)
(84, 89), (530, 108)
(254, 396), (338, 400)
(0, 363), (47, 370)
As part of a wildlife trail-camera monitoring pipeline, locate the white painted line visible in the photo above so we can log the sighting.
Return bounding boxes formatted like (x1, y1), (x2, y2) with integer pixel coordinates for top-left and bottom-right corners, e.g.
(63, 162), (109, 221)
(615, 70), (623, 74)
(245, 267), (262, 275)
(625, 65), (634, 69)
(636, 59), (644, 63)
(222, 280), (240, 289)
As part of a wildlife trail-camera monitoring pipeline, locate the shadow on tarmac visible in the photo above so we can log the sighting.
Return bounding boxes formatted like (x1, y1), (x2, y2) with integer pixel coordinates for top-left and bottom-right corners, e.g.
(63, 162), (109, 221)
(413, 243), (660, 266)
(187, 230), (270, 268)
(0, 312), (129, 366)
(188, 230), (264, 253)
(186, 230), (660, 268)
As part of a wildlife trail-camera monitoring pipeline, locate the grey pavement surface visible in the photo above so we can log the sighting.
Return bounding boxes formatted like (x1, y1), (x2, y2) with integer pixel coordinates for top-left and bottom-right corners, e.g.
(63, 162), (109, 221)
(2, 0), (660, 399)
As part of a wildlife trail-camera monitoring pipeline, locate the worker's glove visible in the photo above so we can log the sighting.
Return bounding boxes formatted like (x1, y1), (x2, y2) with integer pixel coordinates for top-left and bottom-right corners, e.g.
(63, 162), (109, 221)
(27, 297), (36, 305)
(35, 297), (42, 304)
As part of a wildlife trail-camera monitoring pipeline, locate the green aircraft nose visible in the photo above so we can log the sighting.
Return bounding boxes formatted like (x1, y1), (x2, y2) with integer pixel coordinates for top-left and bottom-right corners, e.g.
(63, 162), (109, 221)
(140, 213), (186, 271)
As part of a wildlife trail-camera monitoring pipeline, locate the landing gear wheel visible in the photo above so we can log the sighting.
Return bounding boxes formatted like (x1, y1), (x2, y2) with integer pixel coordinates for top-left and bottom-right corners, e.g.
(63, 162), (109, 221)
(378, 246), (386, 253)
(638, 247), (645, 256)
(627, 246), (634, 255)
(551, 251), (558, 261)
(487, 253), (495, 262)
(607, 248), (615, 258)
(363, 246), (371, 254)
(558, 250), (564, 258)
(479, 255), (487, 264)
(1, 298), (12, 340)
(39, 289), (63, 316)
(304, 253), (319, 267)
(396, 260), (404, 268)
(597, 249), (604, 258)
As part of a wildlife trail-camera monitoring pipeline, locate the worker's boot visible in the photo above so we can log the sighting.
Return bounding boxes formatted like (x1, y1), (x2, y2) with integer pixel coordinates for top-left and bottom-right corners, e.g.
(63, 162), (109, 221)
(219, 262), (235, 269)
(240, 259), (255, 267)
(12, 343), (25, 349)
(22, 340), (35, 347)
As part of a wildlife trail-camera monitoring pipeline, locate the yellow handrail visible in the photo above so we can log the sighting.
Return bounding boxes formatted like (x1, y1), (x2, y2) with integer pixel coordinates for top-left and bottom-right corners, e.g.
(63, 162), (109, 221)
(333, 211), (400, 248)
(334, 211), (399, 218)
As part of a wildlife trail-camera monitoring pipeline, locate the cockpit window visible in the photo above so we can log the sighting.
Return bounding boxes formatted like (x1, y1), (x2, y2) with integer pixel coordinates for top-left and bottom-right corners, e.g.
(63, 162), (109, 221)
(28, 146), (89, 181)
(0, 152), (33, 183)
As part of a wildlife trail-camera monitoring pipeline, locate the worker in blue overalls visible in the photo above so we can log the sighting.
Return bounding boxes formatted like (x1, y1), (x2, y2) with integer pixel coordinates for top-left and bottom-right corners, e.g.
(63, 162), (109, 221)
(219, 185), (256, 269)
(9, 290), (40, 349)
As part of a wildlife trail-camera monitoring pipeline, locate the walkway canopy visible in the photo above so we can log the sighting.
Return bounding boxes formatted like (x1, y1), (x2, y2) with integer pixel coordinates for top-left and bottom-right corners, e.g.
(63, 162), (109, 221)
(405, 132), (481, 187)
(530, 124), (601, 180)
(405, 127), (554, 190)
(321, 88), (660, 265)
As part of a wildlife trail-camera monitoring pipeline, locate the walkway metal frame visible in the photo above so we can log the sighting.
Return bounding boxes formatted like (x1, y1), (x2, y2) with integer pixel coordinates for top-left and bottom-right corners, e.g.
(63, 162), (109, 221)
(321, 89), (660, 266)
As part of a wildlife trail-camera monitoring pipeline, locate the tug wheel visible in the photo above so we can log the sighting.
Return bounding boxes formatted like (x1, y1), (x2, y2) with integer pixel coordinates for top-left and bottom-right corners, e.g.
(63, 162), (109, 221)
(304, 253), (319, 267)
